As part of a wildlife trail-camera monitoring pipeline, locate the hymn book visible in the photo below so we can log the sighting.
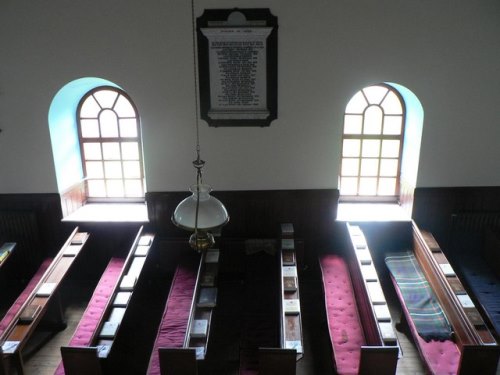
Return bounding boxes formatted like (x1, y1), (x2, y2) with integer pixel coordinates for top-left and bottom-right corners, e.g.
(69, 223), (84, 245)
(283, 299), (301, 315)
(190, 319), (209, 338)
(197, 287), (217, 308)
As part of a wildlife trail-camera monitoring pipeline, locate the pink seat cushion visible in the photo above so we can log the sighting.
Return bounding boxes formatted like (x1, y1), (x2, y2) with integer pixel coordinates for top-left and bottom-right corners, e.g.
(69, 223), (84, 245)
(392, 275), (461, 375)
(54, 257), (125, 375)
(320, 255), (366, 375)
(0, 258), (52, 336)
(147, 259), (198, 375)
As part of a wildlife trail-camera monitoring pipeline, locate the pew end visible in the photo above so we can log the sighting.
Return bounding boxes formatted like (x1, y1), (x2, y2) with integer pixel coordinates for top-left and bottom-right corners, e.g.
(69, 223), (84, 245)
(258, 348), (297, 375)
(60, 346), (102, 375)
(458, 344), (500, 375)
(359, 346), (398, 375)
(158, 348), (197, 375)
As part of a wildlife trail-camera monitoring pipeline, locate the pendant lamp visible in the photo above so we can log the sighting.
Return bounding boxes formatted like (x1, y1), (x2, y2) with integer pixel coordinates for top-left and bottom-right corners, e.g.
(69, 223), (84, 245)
(171, 0), (229, 251)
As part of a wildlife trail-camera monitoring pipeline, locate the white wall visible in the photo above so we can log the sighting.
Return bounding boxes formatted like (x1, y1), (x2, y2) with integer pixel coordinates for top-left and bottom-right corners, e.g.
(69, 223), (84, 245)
(0, 0), (499, 193)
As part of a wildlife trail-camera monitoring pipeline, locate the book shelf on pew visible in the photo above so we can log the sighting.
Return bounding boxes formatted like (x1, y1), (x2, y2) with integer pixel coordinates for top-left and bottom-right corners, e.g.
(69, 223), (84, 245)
(279, 223), (304, 360)
(0, 228), (89, 374)
(347, 224), (400, 349)
(91, 228), (155, 359)
(184, 248), (219, 360)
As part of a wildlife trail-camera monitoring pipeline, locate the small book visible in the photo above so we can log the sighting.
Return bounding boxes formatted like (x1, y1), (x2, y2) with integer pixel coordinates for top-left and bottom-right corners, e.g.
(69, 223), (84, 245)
(200, 271), (217, 287)
(282, 250), (296, 266)
(18, 304), (41, 323)
(367, 282), (386, 304)
(63, 245), (80, 256)
(356, 250), (372, 265)
(439, 263), (455, 277)
(361, 265), (378, 282)
(283, 298), (301, 315)
(97, 344), (111, 358)
(464, 308), (484, 326)
(135, 245), (150, 256)
(1, 341), (20, 354)
(113, 292), (132, 307)
(190, 319), (209, 338)
(379, 322), (397, 343)
(283, 276), (298, 292)
(36, 282), (57, 297)
(138, 236), (152, 246)
(457, 294), (475, 308)
(0, 242), (16, 254)
(374, 304), (391, 322)
(128, 257), (146, 279)
(282, 266), (298, 277)
(281, 223), (294, 238)
(448, 278), (466, 295)
(119, 275), (136, 291)
(71, 232), (87, 245)
(108, 307), (126, 323)
(197, 287), (217, 308)
(349, 226), (363, 236)
(100, 321), (119, 338)
(195, 346), (205, 360)
(285, 340), (303, 354)
(205, 249), (220, 263)
(354, 241), (367, 250)
(281, 238), (295, 251)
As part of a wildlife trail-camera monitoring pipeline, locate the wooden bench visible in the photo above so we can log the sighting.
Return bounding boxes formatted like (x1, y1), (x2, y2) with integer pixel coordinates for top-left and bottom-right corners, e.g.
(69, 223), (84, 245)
(0, 228), (89, 375)
(59, 226), (155, 375)
(147, 250), (205, 375)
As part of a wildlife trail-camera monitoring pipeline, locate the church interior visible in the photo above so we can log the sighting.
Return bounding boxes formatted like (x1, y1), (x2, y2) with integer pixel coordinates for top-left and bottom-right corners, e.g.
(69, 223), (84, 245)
(1, 1), (499, 374)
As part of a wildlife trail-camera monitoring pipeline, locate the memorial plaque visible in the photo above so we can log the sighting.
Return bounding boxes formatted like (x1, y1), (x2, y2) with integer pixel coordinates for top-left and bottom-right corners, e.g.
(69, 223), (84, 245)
(197, 8), (278, 127)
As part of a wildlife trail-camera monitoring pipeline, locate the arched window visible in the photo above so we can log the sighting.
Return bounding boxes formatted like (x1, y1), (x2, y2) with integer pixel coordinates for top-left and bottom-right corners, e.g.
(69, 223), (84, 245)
(340, 84), (405, 201)
(77, 86), (145, 200)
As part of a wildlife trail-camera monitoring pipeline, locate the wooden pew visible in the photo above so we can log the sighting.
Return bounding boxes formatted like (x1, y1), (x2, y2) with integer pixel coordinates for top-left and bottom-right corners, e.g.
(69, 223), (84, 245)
(147, 249), (210, 375)
(326, 223), (399, 375)
(258, 347), (297, 375)
(410, 222), (499, 374)
(59, 226), (155, 375)
(0, 228), (89, 375)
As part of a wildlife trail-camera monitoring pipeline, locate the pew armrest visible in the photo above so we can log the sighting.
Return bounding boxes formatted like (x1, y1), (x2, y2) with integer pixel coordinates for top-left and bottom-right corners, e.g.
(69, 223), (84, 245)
(359, 346), (398, 375)
(258, 348), (297, 375)
(158, 348), (197, 375)
(60, 346), (102, 375)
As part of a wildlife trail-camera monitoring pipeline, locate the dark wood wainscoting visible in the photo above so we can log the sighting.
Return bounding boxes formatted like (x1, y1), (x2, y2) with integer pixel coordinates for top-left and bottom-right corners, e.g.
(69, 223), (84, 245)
(412, 186), (500, 250)
(146, 189), (339, 268)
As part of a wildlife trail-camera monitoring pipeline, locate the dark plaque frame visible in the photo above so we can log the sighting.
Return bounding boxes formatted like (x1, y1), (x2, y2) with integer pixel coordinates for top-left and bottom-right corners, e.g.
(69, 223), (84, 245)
(197, 8), (278, 127)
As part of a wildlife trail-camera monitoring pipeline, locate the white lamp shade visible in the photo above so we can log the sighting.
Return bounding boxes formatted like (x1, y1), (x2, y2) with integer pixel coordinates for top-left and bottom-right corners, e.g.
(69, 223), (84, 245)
(172, 184), (229, 231)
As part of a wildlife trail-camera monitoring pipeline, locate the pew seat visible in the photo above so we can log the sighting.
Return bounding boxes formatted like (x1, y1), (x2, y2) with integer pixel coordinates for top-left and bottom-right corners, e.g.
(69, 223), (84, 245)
(54, 257), (125, 375)
(319, 254), (366, 375)
(147, 255), (199, 375)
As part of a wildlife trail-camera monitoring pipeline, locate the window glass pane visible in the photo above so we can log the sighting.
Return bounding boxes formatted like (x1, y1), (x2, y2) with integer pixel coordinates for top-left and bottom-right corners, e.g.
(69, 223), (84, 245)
(344, 115), (362, 134)
(361, 140), (380, 157)
(340, 177), (358, 195)
(80, 119), (100, 138)
(363, 86), (388, 105)
(80, 96), (100, 118)
(85, 161), (104, 178)
(119, 119), (138, 138)
(100, 110), (119, 137)
(123, 161), (141, 178)
(83, 143), (102, 160)
(104, 161), (122, 178)
(381, 91), (402, 115)
(102, 142), (121, 160)
(345, 91), (367, 114)
(359, 177), (377, 195)
(87, 180), (106, 197)
(363, 106), (383, 135)
(378, 178), (396, 195)
(125, 180), (143, 197)
(114, 95), (136, 117)
(121, 142), (139, 160)
(383, 116), (402, 135)
(342, 139), (361, 157)
(360, 159), (379, 176)
(93, 90), (118, 109)
(381, 140), (400, 158)
(380, 159), (398, 177)
(341, 158), (359, 176)
(106, 180), (124, 197)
